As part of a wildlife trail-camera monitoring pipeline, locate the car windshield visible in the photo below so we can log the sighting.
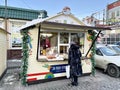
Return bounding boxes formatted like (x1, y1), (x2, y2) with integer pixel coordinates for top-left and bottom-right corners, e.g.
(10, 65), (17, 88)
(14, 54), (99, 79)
(115, 42), (120, 45)
(111, 46), (120, 53)
(100, 47), (117, 56)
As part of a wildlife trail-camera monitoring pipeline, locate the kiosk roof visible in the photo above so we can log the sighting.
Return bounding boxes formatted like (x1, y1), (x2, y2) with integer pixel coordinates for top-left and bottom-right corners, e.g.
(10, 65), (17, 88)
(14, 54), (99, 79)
(19, 19), (111, 32)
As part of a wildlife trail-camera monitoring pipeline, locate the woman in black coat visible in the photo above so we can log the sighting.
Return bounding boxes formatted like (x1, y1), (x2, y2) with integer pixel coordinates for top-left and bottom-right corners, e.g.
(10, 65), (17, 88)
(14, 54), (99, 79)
(68, 42), (82, 86)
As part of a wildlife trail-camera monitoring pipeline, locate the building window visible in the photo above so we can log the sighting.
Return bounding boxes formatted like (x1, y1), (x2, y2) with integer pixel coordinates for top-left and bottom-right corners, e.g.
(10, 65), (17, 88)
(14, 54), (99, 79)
(103, 33), (120, 44)
(63, 20), (67, 23)
(117, 10), (119, 16)
(11, 22), (26, 48)
(111, 12), (115, 19)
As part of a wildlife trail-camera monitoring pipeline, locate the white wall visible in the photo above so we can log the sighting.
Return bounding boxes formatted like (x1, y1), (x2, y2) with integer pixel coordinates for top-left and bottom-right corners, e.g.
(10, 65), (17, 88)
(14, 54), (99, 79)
(0, 29), (7, 77)
(47, 14), (83, 25)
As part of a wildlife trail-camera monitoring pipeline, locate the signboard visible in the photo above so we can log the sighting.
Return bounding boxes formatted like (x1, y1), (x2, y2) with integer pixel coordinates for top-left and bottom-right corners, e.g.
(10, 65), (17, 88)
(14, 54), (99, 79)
(50, 64), (68, 74)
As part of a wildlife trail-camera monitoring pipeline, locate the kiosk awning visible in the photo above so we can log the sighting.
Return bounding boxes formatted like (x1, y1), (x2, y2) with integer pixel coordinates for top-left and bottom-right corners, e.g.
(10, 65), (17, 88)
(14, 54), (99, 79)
(40, 21), (111, 31)
(20, 20), (111, 31)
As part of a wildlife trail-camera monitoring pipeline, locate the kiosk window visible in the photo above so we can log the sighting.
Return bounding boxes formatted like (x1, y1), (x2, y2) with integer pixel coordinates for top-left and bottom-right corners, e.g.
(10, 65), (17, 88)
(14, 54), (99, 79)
(38, 31), (85, 61)
(39, 32), (59, 61)
(60, 46), (68, 54)
(59, 32), (69, 57)
(60, 32), (69, 44)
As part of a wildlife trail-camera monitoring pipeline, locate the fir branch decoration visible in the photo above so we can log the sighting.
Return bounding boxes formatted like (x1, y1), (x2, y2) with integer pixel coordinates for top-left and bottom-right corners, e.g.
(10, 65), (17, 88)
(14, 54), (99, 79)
(88, 30), (95, 76)
(21, 30), (29, 86)
(91, 43), (95, 76)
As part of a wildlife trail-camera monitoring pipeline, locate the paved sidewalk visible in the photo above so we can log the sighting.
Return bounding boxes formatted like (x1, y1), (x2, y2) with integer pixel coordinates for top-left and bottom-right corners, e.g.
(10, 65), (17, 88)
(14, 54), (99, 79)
(0, 69), (120, 90)
(0, 60), (120, 90)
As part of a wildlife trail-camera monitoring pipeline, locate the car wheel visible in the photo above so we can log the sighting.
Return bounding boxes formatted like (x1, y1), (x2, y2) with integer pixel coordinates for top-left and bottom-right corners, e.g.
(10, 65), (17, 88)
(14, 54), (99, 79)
(107, 64), (120, 78)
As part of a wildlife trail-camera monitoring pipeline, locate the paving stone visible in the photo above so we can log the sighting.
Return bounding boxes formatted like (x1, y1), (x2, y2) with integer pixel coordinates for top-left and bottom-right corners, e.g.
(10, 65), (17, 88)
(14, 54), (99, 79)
(0, 60), (120, 90)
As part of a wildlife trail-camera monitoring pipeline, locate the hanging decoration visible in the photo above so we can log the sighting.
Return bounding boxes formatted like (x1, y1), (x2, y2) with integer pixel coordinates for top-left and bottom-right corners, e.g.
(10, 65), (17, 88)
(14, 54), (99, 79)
(88, 30), (95, 76)
(27, 32), (33, 55)
(87, 34), (92, 41)
(21, 30), (29, 86)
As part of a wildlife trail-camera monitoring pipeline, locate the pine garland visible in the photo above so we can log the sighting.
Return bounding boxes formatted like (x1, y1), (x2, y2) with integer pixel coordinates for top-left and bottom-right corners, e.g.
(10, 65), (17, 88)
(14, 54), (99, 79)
(88, 30), (95, 76)
(91, 43), (95, 76)
(21, 30), (29, 86)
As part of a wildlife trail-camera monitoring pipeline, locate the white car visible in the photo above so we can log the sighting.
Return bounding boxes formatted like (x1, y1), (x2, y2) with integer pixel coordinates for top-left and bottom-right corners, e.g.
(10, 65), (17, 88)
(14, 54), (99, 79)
(106, 44), (120, 54)
(94, 44), (120, 77)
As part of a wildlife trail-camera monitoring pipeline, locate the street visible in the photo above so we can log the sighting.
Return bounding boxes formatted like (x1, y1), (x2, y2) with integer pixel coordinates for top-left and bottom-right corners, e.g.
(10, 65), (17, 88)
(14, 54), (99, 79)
(0, 68), (120, 90)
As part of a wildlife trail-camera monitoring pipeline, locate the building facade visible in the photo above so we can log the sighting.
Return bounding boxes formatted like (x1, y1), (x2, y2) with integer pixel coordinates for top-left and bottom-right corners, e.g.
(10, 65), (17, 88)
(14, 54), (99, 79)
(104, 0), (120, 44)
(0, 5), (48, 59)
(106, 0), (120, 25)
(83, 0), (120, 45)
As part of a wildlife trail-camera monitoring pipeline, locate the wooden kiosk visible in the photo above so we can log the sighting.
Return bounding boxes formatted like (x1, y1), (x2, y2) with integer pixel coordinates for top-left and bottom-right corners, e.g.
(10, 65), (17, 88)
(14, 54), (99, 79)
(0, 27), (10, 79)
(19, 12), (111, 85)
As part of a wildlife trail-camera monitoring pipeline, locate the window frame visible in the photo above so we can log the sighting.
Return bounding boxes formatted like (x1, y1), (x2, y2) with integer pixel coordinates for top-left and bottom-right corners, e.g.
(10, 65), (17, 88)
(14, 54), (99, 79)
(37, 30), (85, 62)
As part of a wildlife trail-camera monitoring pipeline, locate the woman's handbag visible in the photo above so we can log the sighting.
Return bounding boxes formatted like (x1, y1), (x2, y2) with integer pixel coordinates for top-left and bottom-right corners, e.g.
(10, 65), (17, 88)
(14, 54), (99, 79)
(65, 65), (70, 78)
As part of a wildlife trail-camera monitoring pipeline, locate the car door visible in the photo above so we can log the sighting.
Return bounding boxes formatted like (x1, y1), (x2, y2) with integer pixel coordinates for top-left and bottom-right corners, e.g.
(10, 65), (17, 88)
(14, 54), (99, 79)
(94, 48), (105, 69)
